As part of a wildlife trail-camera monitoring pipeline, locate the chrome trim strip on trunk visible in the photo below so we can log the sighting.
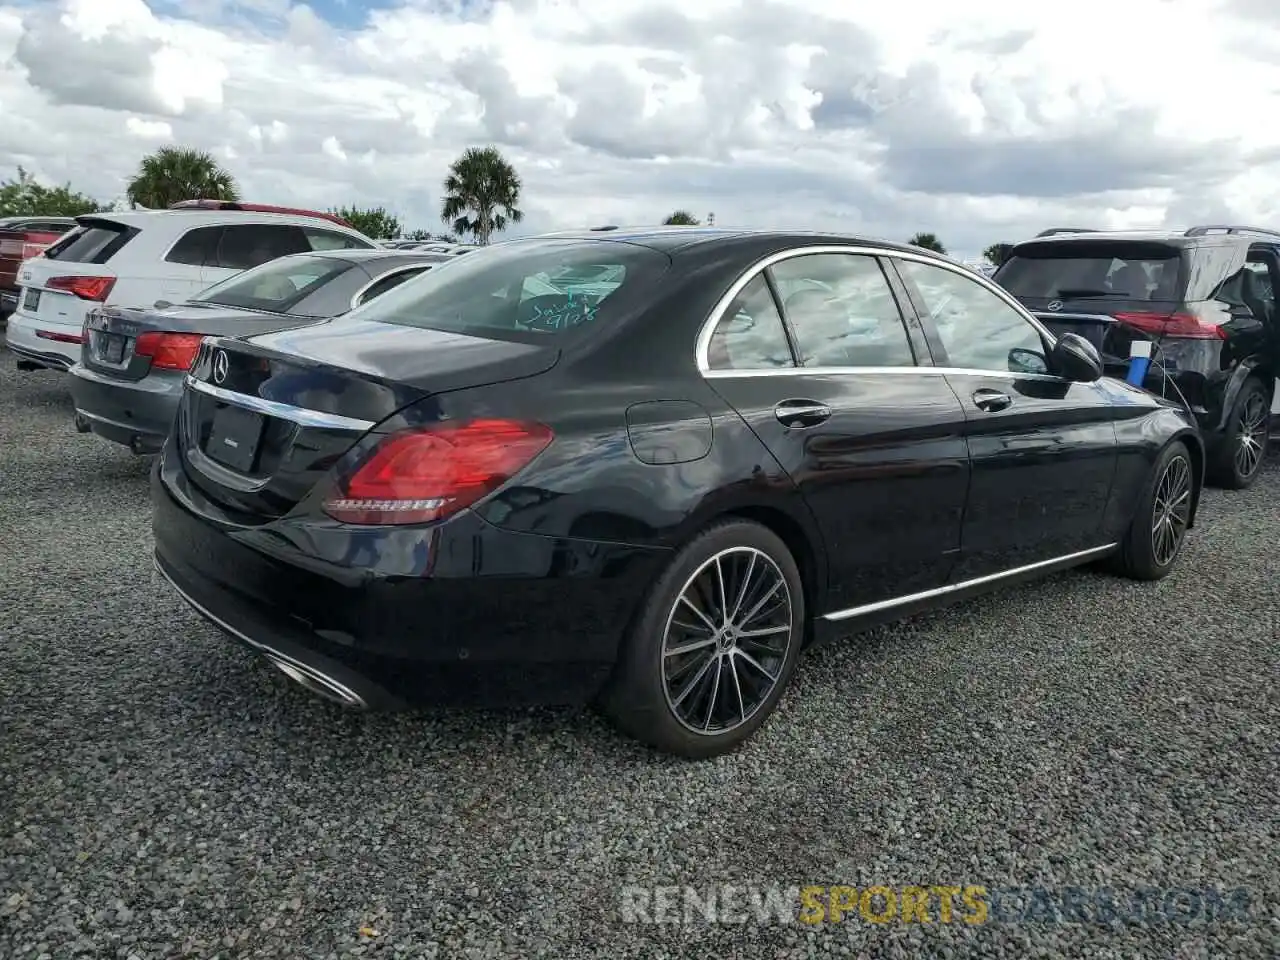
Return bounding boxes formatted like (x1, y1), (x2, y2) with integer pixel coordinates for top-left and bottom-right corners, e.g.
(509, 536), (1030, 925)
(184, 376), (376, 431)
(821, 543), (1118, 622)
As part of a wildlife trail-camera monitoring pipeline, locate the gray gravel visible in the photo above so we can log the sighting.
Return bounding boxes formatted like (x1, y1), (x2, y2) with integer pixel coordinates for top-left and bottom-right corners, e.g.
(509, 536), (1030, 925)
(1, 346), (1277, 959)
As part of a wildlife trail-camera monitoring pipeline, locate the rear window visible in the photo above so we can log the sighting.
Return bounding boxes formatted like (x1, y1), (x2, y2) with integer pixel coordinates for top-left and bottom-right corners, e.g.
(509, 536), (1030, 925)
(995, 241), (1184, 302)
(44, 221), (136, 265)
(191, 254), (357, 315)
(345, 239), (669, 340)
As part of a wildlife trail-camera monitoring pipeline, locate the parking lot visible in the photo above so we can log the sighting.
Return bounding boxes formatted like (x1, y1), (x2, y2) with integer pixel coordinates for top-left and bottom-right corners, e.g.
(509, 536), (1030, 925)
(1, 347), (1277, 959)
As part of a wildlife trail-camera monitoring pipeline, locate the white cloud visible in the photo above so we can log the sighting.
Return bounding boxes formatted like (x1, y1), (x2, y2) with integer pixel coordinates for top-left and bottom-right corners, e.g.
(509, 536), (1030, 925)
(125, 116), (172, 138)
(2, 0), (1279, 256)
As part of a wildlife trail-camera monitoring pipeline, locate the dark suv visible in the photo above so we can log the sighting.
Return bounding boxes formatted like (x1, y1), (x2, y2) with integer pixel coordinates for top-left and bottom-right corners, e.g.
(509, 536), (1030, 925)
(994, 225), (1279, 489)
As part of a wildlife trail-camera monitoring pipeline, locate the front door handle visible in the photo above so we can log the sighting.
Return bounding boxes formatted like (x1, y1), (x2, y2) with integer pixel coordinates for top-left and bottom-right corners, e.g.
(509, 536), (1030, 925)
(972, 388), (1012, 412)
(774, 398), (832, 427)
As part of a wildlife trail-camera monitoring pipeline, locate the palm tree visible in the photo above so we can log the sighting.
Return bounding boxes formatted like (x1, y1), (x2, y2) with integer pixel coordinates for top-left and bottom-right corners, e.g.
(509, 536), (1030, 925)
(126, 147), (240, 209)
(440, 146), (523, 246)
(908, 232), (947, 254)
(983, 242), (1014, 267)
(663, 210), (700, 226)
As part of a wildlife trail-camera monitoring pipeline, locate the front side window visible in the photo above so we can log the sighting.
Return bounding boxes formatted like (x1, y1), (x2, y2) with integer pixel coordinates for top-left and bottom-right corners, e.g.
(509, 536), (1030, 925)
(213, 225), (310, 270)
(898, 259), (1046, 372)
(770, 253), (916, 367)
(347, 239), (669, 341)
(706, 275), (795, 371)
(191, 254), (358, 315)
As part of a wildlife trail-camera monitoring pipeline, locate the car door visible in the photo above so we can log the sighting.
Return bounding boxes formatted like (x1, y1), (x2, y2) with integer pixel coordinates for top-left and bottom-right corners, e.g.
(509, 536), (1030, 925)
(890, 255), (1119, 581)
(701, 248), (970, 613)
(1239, 245), (1280, 417)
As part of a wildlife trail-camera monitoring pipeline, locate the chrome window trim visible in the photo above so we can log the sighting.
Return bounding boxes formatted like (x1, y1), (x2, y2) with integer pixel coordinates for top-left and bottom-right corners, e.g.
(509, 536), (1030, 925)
(348, 263), (432, 310)
(694, 244), (1058, 375)
(822, 543), (1117, 622)
(702, 365), (1062, 382)
(185, 376), (376, 431)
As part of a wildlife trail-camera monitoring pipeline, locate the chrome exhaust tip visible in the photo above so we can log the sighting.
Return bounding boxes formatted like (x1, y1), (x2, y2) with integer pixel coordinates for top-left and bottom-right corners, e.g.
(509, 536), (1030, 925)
(264, 654), (367, 708)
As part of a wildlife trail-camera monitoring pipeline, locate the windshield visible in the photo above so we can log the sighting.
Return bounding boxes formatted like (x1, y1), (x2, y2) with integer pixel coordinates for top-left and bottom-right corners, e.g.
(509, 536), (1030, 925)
(995, 241), (1185, 302)
(344, 239), (670, 340)
(191, 254), (357, 315)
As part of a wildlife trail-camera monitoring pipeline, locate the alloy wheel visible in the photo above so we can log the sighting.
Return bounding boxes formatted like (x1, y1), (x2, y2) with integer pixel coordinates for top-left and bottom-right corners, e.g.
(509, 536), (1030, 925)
(660, 546), (794, 736)
(1234, 393), (1269, 479)
(1151, 454), (1192, 567)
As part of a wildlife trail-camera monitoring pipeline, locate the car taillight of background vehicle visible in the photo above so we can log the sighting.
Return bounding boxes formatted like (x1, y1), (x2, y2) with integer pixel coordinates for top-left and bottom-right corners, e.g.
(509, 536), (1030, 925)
(20, 242), (49, 260)
(323, 419), (554, 525)
(47, 275), (116, 302)
(135, 332), (206, 370)
(1112, 311), (1226, 340)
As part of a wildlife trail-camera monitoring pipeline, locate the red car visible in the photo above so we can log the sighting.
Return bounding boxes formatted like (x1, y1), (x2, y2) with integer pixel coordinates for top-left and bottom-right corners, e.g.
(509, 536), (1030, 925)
(0, 216), (76, 319)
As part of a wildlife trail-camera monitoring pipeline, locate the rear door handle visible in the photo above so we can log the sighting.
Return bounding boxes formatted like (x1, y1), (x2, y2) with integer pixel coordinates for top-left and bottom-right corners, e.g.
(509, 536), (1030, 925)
(972, 388), (1012, 412)
(774, 398), (831, 427)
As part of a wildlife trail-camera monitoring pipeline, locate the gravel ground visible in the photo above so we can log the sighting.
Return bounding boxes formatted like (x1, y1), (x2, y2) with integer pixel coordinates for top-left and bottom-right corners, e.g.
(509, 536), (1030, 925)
(1, 347), (1278, 959)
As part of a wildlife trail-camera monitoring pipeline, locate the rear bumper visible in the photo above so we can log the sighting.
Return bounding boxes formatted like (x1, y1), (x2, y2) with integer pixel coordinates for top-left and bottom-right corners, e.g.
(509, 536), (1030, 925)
(151, 455), (669, 709)
(69, 362), (181, 451)
(5, 311), (80, 369)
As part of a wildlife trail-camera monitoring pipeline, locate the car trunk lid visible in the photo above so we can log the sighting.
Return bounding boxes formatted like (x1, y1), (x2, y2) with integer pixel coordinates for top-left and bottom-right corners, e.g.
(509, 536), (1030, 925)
(174, 319), (560, 521)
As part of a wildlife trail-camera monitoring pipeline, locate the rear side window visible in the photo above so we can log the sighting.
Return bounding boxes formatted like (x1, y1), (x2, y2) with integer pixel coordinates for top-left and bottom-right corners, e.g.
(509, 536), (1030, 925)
(213, 225), (310, 270)
(346, 239), (670, 341)
(44, 221), (136, 264)
(707, 275), (795, 370)
(356, 266), (430, 306)
(191, 254), (357, 314)
(770, 253), (916, 367)
(166, 226), (220, 266)
(996, 242), (1184, 302)
(305, 228), (374, 251)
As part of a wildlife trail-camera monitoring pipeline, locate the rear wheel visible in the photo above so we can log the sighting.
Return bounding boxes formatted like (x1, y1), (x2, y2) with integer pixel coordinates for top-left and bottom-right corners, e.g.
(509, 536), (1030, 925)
(1207, 378), (1269, 489)
(600, 520), (805, 758)
(1109, 440), (1193, 581)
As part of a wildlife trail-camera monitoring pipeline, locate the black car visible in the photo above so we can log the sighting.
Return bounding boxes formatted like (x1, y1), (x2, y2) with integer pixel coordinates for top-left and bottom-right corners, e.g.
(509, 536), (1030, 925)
(994, 225), (1280, 489)
(152, 228), (1202, 758)
(69, 249), (452, 454)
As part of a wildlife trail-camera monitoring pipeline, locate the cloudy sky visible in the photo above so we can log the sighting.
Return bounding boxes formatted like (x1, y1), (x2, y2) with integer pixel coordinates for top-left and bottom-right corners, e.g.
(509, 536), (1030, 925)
(3, 0), (1280, 258)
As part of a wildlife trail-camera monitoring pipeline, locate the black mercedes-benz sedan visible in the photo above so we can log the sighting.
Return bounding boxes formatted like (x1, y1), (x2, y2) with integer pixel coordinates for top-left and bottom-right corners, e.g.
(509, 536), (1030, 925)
(152, 228), (1204, 758)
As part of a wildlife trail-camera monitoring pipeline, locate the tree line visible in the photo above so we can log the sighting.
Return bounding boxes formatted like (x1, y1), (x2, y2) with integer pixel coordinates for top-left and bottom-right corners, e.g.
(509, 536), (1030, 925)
(0, 145), (528, 244)
(0, 148), (1019, 261)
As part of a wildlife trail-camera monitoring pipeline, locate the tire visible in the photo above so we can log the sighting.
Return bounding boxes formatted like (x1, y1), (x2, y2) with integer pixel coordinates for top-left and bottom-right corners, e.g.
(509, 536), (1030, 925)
(1206, 377), (1270, 490)
(1109, 440), (1194, 581)
(599, 520), (806, 758)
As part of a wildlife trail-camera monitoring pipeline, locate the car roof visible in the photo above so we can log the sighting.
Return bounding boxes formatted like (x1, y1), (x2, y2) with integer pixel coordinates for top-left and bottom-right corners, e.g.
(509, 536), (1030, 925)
(76, 209), (368, 234)
(300, 249), (452, 263)
(1013, 229), (1239, 248)
(520, 226), (960, 261)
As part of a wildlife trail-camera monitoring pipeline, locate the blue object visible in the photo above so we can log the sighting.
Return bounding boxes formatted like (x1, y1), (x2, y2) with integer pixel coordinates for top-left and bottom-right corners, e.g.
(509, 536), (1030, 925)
(1126, 356), (1150, 386)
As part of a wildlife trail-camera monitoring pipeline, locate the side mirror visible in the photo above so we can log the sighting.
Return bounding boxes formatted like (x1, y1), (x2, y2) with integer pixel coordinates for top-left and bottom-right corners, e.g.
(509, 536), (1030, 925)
(1051, 333), (1103, 382)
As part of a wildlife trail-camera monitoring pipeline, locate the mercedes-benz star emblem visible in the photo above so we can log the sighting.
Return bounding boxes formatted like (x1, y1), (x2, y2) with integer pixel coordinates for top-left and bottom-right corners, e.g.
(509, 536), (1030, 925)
(1046, 300), (1063, 311)
(212, 350), (230, 384)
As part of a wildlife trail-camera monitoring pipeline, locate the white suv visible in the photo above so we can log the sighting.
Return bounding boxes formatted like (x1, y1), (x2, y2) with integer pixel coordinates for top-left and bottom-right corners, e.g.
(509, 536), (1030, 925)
(5, 207), (376, 370)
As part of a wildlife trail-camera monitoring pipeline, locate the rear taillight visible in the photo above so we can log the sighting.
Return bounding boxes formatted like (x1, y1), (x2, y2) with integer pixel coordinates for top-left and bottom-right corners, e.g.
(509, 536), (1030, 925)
(21, 242), (48, 260)
(323, 419), (554, 525)
(135, 332), (205, 370)
(47, 275), (116, 302)
(1113, 311), (1225, 340)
